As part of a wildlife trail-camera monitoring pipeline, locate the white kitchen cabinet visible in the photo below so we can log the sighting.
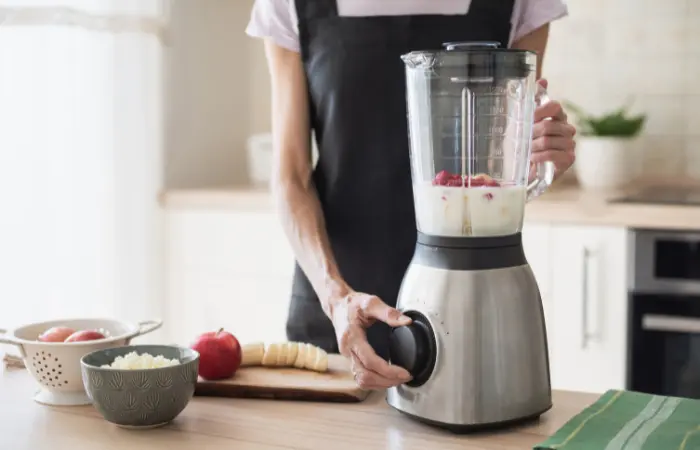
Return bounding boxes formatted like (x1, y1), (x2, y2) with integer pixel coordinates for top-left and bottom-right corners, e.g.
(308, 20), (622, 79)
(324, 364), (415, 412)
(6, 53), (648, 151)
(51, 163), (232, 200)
(548, 225), (628, 394)
(165, 209), (295, 346)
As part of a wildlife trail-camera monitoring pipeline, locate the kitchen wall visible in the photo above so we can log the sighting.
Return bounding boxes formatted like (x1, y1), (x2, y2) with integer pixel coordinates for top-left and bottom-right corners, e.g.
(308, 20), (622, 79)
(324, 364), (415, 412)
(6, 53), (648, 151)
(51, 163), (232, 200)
(164, 0), (263, 188)
(163, 0), (700, 188)
(543, 0), (700, 178)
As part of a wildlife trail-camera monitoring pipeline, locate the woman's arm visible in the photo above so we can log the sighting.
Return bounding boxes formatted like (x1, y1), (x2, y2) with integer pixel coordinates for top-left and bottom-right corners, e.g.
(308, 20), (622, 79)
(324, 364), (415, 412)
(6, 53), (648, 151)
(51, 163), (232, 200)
(263, 40), (349, 318)
(511, 23), (550, 79)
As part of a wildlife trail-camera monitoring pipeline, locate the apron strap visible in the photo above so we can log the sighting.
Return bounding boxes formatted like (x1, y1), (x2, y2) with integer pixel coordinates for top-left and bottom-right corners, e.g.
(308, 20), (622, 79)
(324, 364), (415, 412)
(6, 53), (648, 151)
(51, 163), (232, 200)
(296, 0), (339, 21)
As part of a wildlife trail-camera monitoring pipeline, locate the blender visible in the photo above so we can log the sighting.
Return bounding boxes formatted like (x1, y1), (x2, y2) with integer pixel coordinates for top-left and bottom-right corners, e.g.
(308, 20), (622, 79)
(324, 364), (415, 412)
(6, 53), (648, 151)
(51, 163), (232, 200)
(386, 42), (555, 432)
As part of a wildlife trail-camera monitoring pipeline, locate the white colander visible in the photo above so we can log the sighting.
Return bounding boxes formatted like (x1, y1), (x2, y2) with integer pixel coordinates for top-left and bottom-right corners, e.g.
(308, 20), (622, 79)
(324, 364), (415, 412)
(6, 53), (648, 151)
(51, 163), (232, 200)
(0, 318), (162, 406)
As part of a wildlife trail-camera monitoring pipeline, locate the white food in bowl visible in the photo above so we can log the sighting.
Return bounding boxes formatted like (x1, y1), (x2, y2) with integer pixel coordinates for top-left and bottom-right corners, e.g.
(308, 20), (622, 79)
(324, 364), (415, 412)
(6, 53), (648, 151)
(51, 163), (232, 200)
(100, 351), (180, 370)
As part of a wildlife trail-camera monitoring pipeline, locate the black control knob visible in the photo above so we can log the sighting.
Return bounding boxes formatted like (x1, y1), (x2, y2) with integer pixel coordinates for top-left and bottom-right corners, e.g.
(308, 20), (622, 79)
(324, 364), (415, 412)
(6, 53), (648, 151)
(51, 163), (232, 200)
(388, 311), (437, 387)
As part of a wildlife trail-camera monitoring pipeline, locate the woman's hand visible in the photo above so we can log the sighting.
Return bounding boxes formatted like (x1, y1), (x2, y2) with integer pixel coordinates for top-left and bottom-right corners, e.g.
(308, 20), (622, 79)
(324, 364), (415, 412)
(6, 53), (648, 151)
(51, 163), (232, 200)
(531, 79), (577, 178)
(330, 292), (413, 389)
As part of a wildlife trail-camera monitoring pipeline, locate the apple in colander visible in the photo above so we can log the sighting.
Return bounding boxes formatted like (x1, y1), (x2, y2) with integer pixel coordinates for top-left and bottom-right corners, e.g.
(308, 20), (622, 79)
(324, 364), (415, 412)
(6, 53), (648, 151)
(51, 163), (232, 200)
(37, 326), (76, 342)
(65, 329), (107, 342)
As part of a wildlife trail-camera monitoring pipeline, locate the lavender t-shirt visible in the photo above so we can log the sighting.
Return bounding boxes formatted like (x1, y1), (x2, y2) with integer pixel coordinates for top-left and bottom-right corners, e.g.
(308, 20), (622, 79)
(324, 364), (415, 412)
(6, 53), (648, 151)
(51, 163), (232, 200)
(246, 0), (569, 52)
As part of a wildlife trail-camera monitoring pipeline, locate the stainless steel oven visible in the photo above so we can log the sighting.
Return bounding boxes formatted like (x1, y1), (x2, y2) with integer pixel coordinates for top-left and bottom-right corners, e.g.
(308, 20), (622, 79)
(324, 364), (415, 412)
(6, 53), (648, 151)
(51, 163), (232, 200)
(627, 229), (700, 398)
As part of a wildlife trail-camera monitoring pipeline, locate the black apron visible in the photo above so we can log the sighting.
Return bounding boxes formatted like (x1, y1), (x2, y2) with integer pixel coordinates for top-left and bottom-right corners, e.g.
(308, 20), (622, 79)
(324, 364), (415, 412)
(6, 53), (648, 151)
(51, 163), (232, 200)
(286, 0), (515, 359)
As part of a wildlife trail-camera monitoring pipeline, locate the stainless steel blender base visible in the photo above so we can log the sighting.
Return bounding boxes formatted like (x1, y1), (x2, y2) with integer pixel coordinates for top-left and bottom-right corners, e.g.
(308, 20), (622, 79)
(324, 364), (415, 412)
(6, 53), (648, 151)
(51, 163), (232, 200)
(387, 400), (551, 434)
(386, 261), (552, 430)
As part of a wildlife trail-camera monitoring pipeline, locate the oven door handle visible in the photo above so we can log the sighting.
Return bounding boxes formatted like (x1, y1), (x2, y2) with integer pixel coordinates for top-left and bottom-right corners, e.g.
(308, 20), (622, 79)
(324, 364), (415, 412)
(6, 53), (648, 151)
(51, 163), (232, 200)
(642, 314), (700, 334)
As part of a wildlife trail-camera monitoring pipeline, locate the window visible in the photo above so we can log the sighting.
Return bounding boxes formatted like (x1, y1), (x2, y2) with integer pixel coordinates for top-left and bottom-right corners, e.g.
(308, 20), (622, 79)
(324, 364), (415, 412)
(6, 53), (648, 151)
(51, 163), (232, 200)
(0, 1), (168, 340)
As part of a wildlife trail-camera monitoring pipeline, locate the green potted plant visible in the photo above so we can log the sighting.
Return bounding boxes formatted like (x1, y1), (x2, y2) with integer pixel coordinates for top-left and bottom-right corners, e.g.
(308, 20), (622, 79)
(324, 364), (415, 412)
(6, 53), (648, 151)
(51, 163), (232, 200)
(564, 99), (646, 190)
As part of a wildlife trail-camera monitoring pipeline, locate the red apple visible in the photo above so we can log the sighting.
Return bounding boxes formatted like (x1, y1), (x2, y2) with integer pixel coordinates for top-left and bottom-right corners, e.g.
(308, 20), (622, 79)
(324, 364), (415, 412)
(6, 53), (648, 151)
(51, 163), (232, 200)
(190, 328), (242, 380)
(38, 326), (76, 342)
(65, 329), (106, 342)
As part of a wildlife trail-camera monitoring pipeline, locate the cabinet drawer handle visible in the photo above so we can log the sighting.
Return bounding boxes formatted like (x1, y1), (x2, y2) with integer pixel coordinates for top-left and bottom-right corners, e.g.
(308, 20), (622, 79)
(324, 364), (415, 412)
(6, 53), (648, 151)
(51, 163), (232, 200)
(581, 247), (591, 349)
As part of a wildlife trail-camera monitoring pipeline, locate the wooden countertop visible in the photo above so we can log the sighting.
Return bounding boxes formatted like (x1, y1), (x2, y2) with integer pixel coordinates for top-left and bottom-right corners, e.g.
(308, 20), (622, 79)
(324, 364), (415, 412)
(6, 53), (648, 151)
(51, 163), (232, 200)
(160, 177), (700, 231)
(1, 364), (600, 450)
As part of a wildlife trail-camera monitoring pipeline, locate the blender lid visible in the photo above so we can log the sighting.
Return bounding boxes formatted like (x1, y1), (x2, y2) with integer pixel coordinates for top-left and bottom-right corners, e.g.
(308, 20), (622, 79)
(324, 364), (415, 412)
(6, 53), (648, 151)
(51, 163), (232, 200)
(401, 41), (535, 79)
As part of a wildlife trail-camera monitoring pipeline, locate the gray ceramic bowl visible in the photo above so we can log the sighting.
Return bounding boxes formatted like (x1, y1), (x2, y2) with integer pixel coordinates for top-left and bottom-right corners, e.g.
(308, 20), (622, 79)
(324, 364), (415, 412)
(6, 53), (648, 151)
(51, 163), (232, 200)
(80, 345), (199, 429)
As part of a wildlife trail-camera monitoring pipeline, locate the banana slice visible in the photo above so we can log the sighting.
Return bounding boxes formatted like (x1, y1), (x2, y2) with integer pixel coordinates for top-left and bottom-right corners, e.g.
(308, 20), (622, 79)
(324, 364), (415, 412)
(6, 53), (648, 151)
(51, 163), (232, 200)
(297, 343), (328, 372)
(240, 342), (265, 367)
(284, 342), (299, 366)
(293, 343), (308, 369)
(275, 342), (286, 366)
(303, 343), (318, 370)
(310, 345), (328, 372)
(261, 342), (282, 367)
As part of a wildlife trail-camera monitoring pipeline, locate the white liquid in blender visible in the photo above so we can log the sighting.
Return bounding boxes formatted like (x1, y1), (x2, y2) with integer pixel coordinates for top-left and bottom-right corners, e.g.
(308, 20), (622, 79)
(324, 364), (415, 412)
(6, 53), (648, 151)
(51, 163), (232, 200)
(413, 181), (526, 237)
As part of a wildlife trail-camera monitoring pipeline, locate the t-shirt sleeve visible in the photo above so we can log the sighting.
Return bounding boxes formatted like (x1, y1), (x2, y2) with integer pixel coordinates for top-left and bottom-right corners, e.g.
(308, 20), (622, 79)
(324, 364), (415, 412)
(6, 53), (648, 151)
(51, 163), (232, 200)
(510, 0), (569, 44)
(245, 0), (301, 53)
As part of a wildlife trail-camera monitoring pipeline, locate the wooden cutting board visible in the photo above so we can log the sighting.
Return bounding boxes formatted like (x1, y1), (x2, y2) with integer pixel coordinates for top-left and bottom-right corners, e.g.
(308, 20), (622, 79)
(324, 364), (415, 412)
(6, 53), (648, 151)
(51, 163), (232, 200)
(194, 354), (370, 403)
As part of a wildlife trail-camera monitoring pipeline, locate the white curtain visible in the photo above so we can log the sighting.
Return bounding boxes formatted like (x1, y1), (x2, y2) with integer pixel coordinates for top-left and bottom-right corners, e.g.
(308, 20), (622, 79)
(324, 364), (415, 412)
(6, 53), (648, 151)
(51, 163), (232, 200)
(0, 0), (169, 341)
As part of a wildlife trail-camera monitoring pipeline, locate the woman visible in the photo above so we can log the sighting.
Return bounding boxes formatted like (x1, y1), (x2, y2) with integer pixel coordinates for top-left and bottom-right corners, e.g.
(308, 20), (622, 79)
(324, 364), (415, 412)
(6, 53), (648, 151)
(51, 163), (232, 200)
(246, 0), (576, 390)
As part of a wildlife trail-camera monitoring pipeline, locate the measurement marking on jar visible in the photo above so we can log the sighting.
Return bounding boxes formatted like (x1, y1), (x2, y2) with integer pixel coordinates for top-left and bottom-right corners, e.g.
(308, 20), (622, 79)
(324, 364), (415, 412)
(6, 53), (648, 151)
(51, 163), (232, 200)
(470, 92), (525, 99)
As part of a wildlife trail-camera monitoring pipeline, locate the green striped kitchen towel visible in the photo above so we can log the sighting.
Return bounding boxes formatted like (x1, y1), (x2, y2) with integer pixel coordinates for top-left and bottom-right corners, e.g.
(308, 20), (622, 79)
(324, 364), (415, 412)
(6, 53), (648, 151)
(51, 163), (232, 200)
(534, 390), (700, 450)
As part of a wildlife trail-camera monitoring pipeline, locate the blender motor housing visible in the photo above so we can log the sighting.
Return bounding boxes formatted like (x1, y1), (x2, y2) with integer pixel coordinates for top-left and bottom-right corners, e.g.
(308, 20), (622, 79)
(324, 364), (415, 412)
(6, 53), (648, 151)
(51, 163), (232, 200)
(386, 232), (552, 432)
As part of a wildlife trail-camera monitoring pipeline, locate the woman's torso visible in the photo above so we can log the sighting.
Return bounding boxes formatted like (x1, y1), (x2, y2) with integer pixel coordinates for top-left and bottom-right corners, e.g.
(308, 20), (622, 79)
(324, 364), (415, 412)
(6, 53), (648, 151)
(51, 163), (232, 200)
(284, 0), (517, 357)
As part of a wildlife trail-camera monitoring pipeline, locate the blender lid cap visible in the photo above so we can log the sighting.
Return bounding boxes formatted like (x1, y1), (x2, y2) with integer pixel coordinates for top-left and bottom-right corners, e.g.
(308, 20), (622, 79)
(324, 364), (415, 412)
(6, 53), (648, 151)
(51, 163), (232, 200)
(401, 41), (535, 79)
(441, 41), (536, 54)
(443, 41), (500, 51)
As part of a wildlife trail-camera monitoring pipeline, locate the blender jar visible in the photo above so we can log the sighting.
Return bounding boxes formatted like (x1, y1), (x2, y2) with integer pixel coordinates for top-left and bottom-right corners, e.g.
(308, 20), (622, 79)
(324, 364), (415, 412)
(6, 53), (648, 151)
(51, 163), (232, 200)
(402, 42), (554, 238)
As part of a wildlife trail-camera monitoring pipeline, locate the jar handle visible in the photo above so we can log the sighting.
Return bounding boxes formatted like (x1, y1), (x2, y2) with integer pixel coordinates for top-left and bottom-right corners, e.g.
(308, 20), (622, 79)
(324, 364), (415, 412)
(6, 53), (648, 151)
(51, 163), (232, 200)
(526, 83), (556, 202)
